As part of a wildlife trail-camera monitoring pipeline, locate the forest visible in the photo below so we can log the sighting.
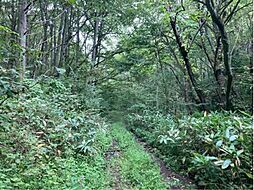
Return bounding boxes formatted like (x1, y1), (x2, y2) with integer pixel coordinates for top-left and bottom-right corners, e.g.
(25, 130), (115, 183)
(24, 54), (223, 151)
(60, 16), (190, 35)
(0, 0), (253, 189)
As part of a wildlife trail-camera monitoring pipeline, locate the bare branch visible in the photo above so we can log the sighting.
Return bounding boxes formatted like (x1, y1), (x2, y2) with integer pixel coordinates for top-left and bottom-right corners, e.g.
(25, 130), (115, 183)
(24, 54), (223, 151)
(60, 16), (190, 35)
(224, 0), (241, 24)
(188, 19), (206, 50)
(219, 0), (233, 16)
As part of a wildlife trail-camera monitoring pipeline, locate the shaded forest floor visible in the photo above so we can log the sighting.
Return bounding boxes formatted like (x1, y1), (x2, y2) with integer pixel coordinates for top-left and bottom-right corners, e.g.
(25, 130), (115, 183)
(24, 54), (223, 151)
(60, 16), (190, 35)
(105, 123), (196, 190)
(1, 80), (251, 189)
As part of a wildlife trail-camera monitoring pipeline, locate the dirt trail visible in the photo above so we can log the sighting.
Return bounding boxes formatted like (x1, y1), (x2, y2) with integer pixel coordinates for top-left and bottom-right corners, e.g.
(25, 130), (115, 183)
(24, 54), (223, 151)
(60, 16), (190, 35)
(105, 140), (123, 190)
(135, 137), (195, 190)
(105, 124), (195, 190)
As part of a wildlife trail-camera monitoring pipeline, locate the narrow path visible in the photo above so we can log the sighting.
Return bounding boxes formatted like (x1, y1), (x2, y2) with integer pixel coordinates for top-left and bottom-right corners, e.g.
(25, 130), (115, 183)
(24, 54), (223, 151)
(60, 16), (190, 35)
(105, 139), (125, 190)
(135, 137), (195, 190)
(106, 122), (196, 190)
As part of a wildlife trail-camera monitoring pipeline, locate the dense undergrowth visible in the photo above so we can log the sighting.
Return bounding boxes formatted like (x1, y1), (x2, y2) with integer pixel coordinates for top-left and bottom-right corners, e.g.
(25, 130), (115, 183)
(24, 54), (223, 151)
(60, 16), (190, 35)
(127, 111), (253, 189)
(0, 78), (112, 189)
(1, 78), (178, 189)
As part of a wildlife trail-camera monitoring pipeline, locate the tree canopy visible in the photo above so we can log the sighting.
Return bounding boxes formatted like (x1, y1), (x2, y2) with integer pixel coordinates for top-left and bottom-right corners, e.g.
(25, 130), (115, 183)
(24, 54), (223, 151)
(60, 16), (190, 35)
(0, 0), (253, 189)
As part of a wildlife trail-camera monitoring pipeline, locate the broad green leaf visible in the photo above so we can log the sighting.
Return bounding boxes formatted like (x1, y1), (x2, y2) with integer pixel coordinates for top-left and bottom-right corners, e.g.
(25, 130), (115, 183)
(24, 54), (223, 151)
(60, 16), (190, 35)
(229, 135), (238, 142)
(216, 140), (223, 147)
(55, 67), (66, 75)
(214, 160), (224, 166)
(222, 159), (231, 169)
(236, 149), (244, 156)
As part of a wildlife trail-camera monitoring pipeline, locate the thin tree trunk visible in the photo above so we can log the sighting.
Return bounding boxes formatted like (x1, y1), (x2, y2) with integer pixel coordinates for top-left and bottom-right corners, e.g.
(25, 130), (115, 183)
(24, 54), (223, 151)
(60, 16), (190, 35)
(213, 35), (226, 107)
(59, 7), (68, 67)
(65, 7), (73, 64)
(92, 13), (99, 64)
(170, 18), (207, 111)
(52, 2), (57, 71)
(19, 0), (28, 81)
(39, 0), (48, 67)
(49, 19), (54, 72)
(76, 9), (80, 64)
(56, 9), (64, 68)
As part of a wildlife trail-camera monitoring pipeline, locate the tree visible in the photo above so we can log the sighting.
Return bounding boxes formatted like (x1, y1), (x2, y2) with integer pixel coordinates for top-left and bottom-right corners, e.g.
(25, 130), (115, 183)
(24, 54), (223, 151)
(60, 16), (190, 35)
(19, 0), (28, 81)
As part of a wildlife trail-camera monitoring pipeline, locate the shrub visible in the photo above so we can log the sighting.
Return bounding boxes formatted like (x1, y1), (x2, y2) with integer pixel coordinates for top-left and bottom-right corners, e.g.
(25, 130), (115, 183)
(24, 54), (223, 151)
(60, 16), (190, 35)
(0, 78), (111, 189)
(127, 110), (253, 189)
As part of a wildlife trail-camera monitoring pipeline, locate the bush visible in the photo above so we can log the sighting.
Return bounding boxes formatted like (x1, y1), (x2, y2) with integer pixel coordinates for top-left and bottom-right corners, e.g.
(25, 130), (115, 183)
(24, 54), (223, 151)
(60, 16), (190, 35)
(127, 110), (253, 189)
(0, 78), (111, 189)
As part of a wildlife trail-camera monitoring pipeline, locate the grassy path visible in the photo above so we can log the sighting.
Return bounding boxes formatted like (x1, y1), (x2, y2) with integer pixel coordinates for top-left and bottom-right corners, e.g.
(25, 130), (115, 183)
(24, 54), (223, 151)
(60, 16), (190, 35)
(106, 122), (195, 190)
(107, 122), (167, 190)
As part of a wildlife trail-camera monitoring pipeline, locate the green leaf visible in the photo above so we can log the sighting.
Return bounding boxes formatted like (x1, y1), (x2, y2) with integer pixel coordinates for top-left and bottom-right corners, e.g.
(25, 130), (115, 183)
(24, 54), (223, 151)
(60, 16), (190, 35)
(214, 160), (224, 166)
(225, 128), (230, 139)
(222, 159), (231, 169)
(236, 149), (244, 156)
(229, 135), (237, 142)
(67, 0), (76, 4)
(244, 172), (253, 179)
(216, 140), (223, 147)
(55, 67), (66, 75)
(205, 156), (217, 161)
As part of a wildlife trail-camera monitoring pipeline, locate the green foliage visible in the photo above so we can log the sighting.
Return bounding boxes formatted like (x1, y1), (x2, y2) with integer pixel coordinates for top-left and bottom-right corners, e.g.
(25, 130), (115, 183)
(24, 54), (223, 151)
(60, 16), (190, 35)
(0, 0), (252, 188)
(0, 26), (22, 102)
(0, 78), (112, 189)
(0, 25), (21, 66)
(127, 111), (253, 189)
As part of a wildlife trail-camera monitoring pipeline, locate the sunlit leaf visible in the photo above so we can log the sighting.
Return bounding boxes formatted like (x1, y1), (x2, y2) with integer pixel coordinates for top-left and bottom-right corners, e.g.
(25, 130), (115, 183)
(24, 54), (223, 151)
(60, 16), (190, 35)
(222, 159), (231, 169)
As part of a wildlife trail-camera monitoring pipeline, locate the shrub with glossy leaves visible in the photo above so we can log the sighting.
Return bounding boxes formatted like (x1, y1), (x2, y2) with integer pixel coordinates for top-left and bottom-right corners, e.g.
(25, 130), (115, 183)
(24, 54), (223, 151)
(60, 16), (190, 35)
(127, 110), (253, 189)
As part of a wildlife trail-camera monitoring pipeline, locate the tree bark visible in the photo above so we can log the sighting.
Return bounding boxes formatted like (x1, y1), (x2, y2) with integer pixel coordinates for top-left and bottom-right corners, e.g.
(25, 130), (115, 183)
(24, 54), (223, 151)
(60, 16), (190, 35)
(59, 7), (69, 67)
(56, 9), (64, 68)
(205, 0), (233, 110)
(92, 13), (99, 64)
(39, 0), (49, 66)
(170, 18), (207, 111)
(52, 2), (57, 70)
(19, 0), (28, 81)
(76, 9), (80, 64)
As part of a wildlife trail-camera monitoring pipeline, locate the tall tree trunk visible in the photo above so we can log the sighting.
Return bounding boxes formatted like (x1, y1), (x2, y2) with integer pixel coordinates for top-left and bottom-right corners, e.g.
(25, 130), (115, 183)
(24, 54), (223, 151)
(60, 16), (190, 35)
(205, 0), (233, 110)
(92, 13), (99, 64)
(49, 19), (54, 72)
(65, 7), (73, 64)
(19, 0), (28, 81)
(65, 7), (74, 75)
(213, 35), (226, 107)
(56, 9), (64, 68)
(59, 6), (69, 68)
(39, 0), (48, 67)
(52, 2), (57, 71)
(76, 9), (80, 64)
(9, 0), (18, 69)
(163, 33), (195, 112)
